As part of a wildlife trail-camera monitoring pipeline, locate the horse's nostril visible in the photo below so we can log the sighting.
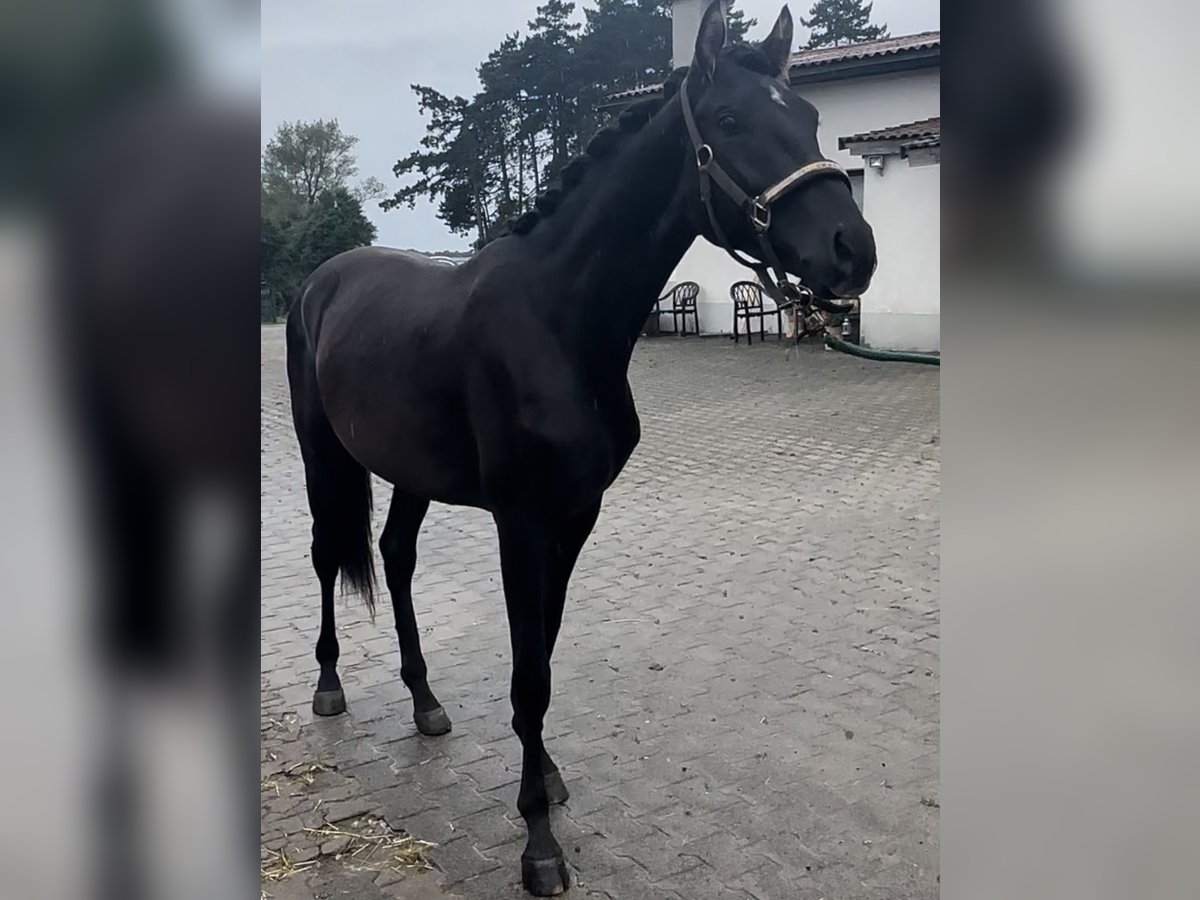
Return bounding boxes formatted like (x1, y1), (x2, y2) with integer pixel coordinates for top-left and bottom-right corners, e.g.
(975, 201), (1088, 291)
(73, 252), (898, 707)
(833, 224), (857, 262)
(830, 224), (875, 293)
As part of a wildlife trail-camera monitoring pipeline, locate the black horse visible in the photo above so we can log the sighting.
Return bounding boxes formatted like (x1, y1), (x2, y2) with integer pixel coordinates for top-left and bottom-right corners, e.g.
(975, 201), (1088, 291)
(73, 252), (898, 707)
(287, 4), (875, 894)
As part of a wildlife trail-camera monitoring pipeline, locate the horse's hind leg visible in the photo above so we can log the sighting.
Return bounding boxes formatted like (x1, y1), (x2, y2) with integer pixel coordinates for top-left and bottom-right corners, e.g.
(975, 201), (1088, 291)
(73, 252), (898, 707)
(380, 489), (451, 736)
(288, 308), (379, 718)
(293, 419), (375, 717)
(308, 494), (348, 716)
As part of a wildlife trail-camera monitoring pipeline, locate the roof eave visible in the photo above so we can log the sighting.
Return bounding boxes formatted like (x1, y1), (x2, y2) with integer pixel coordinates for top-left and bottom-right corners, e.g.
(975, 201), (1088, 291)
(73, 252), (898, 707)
(841, 139), (908, 156)
(788, 47), (940, 87)
(601, 44), (941, 110)
(841, 138), (942, 167)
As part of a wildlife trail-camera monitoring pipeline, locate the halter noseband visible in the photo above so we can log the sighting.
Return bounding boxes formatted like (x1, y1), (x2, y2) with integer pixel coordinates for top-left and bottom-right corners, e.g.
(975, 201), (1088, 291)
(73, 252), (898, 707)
(680, 74), (855, 331)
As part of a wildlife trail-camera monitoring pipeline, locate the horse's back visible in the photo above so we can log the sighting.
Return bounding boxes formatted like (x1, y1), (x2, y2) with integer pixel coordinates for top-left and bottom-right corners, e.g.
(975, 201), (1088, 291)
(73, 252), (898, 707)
(293, 246), (464, 350)
(288, 247), (487, 502)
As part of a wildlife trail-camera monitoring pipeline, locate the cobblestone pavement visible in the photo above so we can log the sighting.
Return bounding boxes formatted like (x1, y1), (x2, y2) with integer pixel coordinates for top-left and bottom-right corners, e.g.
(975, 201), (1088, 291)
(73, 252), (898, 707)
(262, 325), (939, 900)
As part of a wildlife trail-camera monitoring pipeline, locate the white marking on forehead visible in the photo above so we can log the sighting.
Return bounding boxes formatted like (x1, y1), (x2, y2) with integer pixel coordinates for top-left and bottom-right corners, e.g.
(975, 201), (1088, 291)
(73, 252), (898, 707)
(767, 84), (788, 108)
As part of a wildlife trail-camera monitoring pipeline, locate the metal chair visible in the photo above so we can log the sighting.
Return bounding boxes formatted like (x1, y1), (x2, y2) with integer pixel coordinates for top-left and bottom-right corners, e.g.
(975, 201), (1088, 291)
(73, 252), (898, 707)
(730, 281), (782, 344)
(655, 281), (700, 336)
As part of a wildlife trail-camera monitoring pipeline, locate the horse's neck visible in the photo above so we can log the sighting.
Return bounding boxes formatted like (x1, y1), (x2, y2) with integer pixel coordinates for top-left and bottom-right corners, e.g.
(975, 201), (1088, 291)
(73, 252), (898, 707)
(526, 96), (699, 352)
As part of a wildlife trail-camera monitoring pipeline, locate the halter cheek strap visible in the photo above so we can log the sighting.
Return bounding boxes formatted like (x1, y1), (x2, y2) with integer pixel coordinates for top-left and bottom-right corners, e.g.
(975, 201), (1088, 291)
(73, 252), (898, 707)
(680, 75), (856, 326)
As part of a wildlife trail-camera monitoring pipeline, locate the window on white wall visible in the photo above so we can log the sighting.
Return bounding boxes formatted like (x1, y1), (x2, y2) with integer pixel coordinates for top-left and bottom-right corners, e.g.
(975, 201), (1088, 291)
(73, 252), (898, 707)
(849, 169), (864, 210)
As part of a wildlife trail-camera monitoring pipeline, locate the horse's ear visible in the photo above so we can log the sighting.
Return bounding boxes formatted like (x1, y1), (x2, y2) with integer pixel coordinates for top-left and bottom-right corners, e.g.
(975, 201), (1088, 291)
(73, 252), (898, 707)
(761, 5), (794, 78)
(693, 0), (727, 82)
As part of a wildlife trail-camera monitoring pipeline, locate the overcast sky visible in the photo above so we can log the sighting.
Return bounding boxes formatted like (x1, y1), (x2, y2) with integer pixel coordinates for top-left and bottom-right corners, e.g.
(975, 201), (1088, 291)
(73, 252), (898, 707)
(262, 0), (939, 251)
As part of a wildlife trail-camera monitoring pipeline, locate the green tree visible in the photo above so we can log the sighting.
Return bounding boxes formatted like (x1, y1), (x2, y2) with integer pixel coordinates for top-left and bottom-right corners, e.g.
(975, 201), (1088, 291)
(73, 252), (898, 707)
(354, 176), (388, 203)
(724, 1), (757, 43)
(384, 86), (495, 246)
(801, 0), (887, 48)
(262, 119), (360, 207)
(261, 212), (291, 320)
(477, 34), (532, 223)
(526, 1), (584, 173)
(294, 187), (377, 270)
(261, 121), (378, 320)
(385, 0), (756, 247)
(573, 0), (670, 141)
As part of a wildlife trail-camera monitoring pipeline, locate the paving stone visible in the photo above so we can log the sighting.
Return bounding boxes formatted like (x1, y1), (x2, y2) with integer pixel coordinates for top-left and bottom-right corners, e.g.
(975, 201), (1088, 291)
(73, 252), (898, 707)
(429, 841), (503, 888)
(453, 806), (524, 853)
(261, 327), (939, 899)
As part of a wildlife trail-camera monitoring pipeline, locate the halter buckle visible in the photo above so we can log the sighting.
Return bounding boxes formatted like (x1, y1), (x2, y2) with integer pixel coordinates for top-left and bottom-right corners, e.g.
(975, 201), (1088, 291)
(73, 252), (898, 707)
(695, 144), (713, 170)
(751, 200), (771, 232)
(802, 310), (827, 336)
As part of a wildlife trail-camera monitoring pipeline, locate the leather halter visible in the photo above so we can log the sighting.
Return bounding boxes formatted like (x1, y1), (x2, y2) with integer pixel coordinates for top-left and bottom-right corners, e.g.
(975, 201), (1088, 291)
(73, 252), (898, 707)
(680, 74), (855, 324)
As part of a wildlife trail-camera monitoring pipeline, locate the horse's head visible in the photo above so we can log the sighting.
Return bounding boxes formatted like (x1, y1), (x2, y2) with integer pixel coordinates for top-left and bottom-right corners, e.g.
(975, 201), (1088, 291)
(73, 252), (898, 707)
(681, 2), (876, 299)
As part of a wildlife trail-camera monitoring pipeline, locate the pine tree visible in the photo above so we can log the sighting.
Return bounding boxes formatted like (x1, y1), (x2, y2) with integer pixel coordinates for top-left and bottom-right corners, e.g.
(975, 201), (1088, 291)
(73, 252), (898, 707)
(387, 0), (762, 246)
(801, 0), (888, 49)
(525, 1), (583, 178)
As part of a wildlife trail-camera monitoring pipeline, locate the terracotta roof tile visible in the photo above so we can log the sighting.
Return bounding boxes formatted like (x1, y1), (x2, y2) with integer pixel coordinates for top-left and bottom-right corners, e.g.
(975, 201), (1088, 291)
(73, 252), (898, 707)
(900, 136), (941, 151)
(839, 117), (940, 148)
(787, 31), (940, 71)
(605, 31), (940, 106)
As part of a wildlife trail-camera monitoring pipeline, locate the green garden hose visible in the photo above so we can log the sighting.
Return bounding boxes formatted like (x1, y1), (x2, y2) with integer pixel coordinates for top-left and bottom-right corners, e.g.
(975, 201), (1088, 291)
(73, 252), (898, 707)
(824, 333), (940, 366)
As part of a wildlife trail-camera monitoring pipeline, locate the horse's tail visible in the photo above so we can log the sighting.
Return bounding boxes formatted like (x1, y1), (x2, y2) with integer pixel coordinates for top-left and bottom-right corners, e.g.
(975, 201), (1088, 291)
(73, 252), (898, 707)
(285, 281), (377, 616)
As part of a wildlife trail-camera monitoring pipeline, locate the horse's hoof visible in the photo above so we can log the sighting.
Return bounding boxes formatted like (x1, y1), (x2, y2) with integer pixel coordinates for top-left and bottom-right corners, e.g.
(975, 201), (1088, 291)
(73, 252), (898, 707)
(544, 769), (569, 805)
(312, 688), (347, 717)
(521, 854), (570, 896)
(413, 705), (452, 736)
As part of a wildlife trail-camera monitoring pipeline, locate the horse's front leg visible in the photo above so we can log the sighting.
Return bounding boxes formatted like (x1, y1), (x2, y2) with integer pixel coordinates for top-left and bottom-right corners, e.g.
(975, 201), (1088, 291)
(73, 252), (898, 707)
(539, 500), (602, 805)
(496, 513), (569, 896)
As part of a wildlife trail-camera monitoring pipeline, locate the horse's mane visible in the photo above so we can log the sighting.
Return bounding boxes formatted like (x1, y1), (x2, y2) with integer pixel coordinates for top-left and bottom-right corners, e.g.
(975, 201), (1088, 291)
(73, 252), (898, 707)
(482, 68), (685, 246)
(484, 42), (776, 246)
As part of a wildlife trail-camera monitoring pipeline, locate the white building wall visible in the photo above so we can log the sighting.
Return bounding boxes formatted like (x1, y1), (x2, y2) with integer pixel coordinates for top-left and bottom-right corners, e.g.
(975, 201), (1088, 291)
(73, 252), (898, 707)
(669, 238), (777, 336)
(859, 158), (940, 351)
(799, 70), (941, 171)
(666, 69), (940, 336)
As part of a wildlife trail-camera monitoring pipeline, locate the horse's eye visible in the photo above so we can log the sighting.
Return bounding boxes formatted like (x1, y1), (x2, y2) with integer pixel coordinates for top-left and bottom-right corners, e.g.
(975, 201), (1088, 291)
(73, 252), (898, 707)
(718, 115), (738, 134)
